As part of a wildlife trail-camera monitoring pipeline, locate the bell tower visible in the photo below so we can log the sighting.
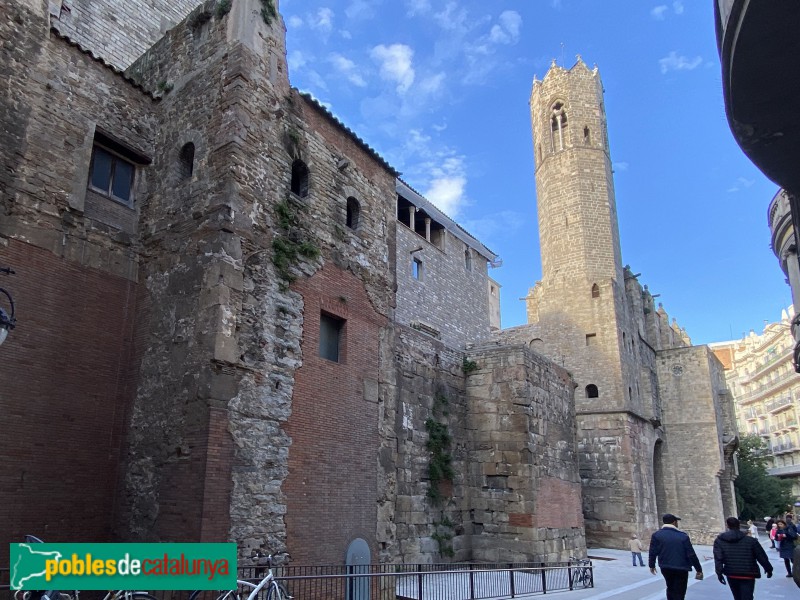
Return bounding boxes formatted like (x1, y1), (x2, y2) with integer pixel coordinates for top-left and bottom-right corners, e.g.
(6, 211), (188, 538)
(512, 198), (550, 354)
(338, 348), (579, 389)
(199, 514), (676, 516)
(527, 57), (659, 547)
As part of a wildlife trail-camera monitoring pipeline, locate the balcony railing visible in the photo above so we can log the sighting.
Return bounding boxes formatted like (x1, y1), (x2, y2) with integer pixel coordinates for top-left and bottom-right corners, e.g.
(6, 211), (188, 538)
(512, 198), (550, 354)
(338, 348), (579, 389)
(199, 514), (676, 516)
(766, 396), (794, 413)
(740, 377), (797, 404)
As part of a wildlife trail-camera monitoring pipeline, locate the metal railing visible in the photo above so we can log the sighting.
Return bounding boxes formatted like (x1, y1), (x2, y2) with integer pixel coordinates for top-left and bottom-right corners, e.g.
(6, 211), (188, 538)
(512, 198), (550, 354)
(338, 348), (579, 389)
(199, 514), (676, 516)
(2, 560), (593, 600)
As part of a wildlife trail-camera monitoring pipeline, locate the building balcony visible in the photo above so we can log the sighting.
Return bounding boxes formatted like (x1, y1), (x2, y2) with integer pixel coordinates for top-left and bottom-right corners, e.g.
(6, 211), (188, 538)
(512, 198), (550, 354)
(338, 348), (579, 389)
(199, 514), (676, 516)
(739, 377), (796, 404)
(774, 443), (797, 455)
(769, 463), (800, 477)
(766, 396), (794, 414)
(715, 0), (800, 193)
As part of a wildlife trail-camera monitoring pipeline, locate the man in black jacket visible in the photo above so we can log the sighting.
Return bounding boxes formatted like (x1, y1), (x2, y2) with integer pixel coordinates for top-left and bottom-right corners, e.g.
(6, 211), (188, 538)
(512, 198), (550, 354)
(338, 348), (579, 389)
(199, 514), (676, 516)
(649, 514), (704, 600)
(714, 517), (773, 600)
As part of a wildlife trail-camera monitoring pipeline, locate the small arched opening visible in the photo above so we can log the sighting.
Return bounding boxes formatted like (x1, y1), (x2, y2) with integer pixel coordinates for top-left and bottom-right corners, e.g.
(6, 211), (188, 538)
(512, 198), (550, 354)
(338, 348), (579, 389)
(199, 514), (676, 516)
(586, 384), (599, 398)
(291, 159), (309, 197)
(346, 196), (360, 229)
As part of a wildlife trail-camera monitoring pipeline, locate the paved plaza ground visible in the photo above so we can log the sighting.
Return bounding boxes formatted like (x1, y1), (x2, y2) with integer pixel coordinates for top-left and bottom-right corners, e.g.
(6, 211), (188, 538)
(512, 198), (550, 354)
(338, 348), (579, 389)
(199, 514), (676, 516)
(536, 538), (799, 600)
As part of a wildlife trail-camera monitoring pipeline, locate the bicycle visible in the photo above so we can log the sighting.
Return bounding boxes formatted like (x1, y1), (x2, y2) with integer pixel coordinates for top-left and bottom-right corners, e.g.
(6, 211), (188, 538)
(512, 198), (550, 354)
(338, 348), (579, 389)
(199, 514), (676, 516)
(568, 556), (593, 588)
(188, 551), (291, 600)
(13, 535), (158, 600)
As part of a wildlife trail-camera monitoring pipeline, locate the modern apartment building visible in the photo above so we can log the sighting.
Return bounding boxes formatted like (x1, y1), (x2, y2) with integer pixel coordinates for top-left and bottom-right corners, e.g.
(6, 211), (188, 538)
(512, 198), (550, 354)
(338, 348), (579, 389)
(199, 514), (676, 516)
(711, 310), (800, 496)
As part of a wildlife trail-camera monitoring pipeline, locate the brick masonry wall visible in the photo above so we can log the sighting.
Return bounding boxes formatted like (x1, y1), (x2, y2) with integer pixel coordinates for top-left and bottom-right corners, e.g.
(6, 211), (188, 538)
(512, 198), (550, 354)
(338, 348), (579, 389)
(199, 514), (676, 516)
(395, 223), (492, 349)
(285, 264), (388, 564)
(0, 238), (138, 562)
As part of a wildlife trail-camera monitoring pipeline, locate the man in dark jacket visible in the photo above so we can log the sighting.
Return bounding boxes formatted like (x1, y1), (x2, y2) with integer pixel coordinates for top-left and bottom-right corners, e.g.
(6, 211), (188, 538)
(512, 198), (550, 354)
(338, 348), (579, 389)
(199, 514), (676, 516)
(714, 517), (772, 600)
(649, 514), (704, 600)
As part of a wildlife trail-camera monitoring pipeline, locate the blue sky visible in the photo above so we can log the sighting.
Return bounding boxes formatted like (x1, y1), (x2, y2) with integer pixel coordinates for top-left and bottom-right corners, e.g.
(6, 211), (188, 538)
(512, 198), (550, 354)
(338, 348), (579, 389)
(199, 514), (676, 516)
(280, 0), (791, 345)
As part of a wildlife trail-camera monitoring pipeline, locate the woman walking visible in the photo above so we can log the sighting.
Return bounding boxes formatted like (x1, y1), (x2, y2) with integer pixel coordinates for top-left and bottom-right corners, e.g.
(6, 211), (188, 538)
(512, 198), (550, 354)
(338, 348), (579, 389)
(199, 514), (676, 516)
(775, 519), (797, 576)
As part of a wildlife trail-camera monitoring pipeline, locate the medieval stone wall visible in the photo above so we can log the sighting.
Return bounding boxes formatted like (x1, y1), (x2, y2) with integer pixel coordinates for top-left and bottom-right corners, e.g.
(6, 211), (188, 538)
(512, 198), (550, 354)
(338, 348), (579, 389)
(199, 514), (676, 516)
(465, 344), (586, 562)
(655, 346), (734, 544)
(395, 222), (492, 349)
(50, 0), (203, 70)
(0, 1), (156, 561)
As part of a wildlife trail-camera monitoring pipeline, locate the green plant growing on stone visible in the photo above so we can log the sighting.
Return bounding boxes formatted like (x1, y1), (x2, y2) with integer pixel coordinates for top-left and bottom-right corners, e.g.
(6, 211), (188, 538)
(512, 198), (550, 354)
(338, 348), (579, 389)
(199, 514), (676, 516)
(425, 417), (453, 503)
(271, 198), (320, 289)
(462, 357), (478, 375)
(157, 81), (174, 94)
(216, 0), (232, 18)
(431, 521), (455, 558)
(260, 0), (277, 24)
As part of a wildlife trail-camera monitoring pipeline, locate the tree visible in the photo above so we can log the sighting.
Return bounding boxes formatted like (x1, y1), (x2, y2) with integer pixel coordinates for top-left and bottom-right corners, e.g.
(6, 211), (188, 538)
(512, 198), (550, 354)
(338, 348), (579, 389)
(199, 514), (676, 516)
(734, 435), (795, 520)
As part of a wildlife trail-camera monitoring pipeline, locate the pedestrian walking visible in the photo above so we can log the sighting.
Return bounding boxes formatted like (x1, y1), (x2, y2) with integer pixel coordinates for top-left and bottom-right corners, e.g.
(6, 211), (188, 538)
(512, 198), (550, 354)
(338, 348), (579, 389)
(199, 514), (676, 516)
(629, 534), (645, 566)
(649, 514), (704, 600)
(746, 520), (758, 539)
(713, 516), (773, 600)
(769, 523), (778, 549)
(775, 519), (798, 576)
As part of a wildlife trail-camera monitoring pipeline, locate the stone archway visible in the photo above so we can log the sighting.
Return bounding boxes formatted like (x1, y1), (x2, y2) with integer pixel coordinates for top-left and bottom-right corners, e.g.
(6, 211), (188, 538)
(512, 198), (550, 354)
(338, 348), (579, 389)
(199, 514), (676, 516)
(653, 440), (667, 518)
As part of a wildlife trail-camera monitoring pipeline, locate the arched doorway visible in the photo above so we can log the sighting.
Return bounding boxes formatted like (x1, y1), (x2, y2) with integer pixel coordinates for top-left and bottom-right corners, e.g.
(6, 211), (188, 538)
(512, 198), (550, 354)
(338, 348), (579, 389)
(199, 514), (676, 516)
(345, 538), (370, 600)
(653, 440), (667, 518)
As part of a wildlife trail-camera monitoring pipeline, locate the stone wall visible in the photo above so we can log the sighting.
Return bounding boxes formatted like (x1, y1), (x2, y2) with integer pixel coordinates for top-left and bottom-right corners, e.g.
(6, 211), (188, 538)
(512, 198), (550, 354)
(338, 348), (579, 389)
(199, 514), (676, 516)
(50, 0), (203, 70)
(395, 221), (492, 349)
(465, 344), (586, 562)
(385, 329), (587, 564)
(0, 0), (155, 562)
(656, 346), (735, 544)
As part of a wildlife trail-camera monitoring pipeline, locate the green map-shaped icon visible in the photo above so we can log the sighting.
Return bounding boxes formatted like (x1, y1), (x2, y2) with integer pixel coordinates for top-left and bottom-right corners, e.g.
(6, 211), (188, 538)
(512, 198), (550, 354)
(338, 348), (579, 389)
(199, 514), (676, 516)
(11, 544), (63, 590)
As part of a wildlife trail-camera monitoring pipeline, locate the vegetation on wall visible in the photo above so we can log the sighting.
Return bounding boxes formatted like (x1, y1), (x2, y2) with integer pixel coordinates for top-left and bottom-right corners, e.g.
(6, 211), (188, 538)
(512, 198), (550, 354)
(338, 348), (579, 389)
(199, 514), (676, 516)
(260, 0), (277, 24)
(431, 516), (455, 558)
(735, 435), (795, 520)
(425, 393), (453, 503)
(462, 357), (478, 375)
(271, 197), (320, 289)
(216, 0), (232, 18)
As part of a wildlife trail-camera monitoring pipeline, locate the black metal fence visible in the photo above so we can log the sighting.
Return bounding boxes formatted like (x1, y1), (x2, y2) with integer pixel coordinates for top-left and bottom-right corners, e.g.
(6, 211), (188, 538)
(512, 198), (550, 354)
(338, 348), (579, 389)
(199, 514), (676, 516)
(2, 561), (593, 600)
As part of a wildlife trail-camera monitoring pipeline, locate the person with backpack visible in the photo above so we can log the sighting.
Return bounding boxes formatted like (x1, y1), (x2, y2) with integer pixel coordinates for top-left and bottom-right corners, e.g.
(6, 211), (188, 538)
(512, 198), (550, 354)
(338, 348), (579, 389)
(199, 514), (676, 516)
(713, 517), (773, 600)
(775, 519), (798, 577)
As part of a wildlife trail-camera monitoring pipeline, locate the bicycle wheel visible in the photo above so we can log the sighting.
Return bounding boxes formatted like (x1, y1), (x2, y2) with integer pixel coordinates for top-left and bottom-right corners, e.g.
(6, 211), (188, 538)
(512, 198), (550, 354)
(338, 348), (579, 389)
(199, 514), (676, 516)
(124, 594), (159, 600)
(264, 582), (289, 600)
(188, 590), (241, 600)
(582, 569), (593, 588)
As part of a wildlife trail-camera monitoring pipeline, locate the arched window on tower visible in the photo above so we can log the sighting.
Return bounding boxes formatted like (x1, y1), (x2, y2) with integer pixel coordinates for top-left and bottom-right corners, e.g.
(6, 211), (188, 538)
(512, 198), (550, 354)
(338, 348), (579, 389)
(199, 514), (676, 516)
(551, 102), (568, 152)
(584, 126), (591, 145)
(291, 159), (309, 197)
(591, 283), (600, 298)
(586, 384), (599, 398)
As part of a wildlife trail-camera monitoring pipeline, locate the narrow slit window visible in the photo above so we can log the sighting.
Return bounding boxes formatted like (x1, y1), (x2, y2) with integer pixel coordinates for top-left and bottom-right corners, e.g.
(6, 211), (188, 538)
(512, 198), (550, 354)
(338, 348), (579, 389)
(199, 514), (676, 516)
(179, 143), (195, 180)
(412, 257), (423, 280)
(465, 249), (473, 272)
(291, 159), (309, 197)
(584, 126), (591, 145)
(346, 196), (360, 229)
(591, 283), (600, 298)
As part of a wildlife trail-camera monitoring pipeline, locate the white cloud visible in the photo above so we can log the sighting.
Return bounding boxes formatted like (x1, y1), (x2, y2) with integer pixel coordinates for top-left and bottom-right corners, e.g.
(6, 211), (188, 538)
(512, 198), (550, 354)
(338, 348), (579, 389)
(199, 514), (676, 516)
(658, 51), (702, 74)
(346, 0), (379, 20)
(329, 53), (367, 87)
(419, 72), (445, 95)
(406, 0), (430, 17)
(371, 44), (415, 93)
(310, 7), (334, 34)
(426, 174), (466, 217)
(673, 1), (684, 15)
(727, 177), (756, 193)
(287, 15), (304, 28)
(489, 10), (522, 45)
(288, 50), (307, 71)
(651, 5), (668, 20)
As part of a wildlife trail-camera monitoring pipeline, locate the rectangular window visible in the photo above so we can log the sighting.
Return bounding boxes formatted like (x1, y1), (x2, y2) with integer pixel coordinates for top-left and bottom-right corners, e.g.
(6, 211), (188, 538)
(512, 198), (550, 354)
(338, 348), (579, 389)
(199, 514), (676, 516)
(412, 257), (423, 280)
(88, 145), (136, 206)
(586, 333), (597, 346)
(319, 312), (344, 362)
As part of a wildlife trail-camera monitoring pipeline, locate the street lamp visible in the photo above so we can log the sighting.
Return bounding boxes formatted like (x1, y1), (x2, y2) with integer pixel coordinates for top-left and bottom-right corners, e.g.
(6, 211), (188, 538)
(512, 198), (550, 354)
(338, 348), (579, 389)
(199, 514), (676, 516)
(0, 267), (16, 346)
